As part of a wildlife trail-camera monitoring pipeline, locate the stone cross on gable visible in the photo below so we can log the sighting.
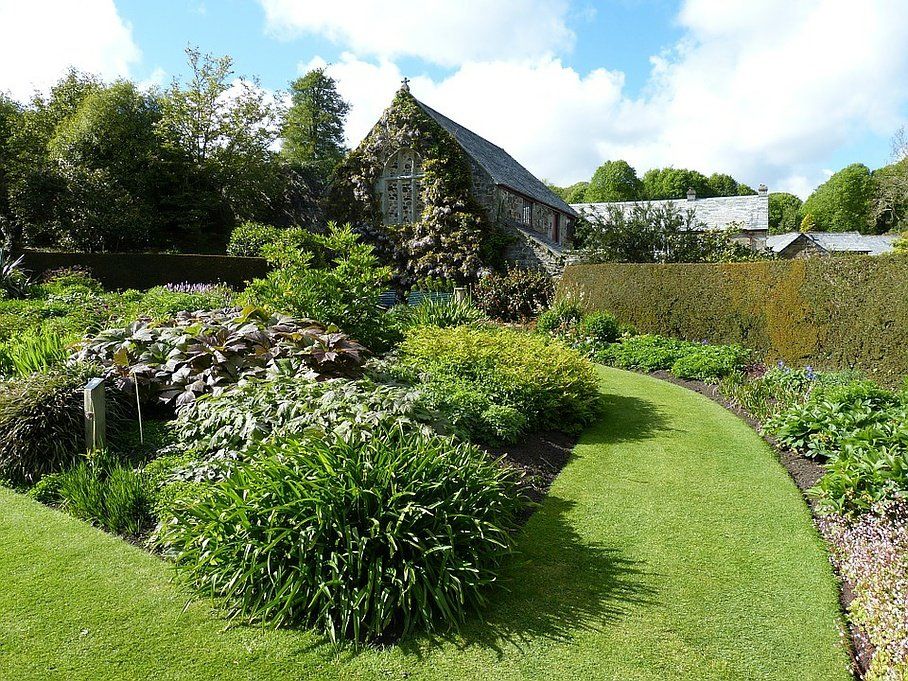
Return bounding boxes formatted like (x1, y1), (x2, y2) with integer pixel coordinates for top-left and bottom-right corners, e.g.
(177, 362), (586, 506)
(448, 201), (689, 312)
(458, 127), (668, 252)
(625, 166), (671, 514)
(401, 77), (410, 92)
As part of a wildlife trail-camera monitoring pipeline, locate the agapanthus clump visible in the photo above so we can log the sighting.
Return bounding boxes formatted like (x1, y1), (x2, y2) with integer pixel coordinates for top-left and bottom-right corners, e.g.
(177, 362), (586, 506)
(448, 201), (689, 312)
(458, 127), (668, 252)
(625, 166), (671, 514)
(819, 502), (908, 679)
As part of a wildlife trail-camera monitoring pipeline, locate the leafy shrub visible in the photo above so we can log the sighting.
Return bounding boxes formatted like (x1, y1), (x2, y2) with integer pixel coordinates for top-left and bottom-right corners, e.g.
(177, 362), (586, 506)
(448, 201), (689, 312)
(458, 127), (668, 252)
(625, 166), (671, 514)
(669, 344), (751, 381)
(389, 297), (486, 331)
(171, 375), (438, 475)
(157, 429), (525, 642)
(227, 221), (283, 257)
(577, 311), (621, 345)
(76, 307), (367, 406)
(28, 471), (64, 504)
(597, 334), (686, 372)
(0, 366), (125, 485)
(58, 451), (151, 536)
(39, 267), (104, 296)
(472, 267), (553, 322)
(536, 297), (584, 335)
(396, 326), (600, 440)
(227, 222), (329, 262)
(128, 285), (235, 321)
(598, 334), (748, 379)
(768, 381), (902, 459)
(243, 223), (392, 350)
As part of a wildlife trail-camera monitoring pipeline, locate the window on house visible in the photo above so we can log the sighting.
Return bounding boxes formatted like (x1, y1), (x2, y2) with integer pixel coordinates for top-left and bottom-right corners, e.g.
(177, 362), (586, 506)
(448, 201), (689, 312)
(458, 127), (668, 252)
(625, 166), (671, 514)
(522, 202), (532, 226)
(381, 148), (424, 225)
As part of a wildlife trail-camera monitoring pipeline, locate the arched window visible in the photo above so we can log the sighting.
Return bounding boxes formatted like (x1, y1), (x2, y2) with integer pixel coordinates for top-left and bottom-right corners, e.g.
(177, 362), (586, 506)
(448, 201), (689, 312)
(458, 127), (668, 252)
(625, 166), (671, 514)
(381, 148), (423, 225)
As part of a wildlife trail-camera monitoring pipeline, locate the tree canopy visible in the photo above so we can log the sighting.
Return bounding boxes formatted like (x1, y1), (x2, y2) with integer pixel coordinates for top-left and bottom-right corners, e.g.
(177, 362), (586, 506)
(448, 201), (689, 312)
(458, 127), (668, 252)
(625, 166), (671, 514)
(768, 192), (803, 234)
(585, 160), (642, 202)
(282, 67), (350, 180)
(641, 167), (714, 200)
(801, 163), (875, 233)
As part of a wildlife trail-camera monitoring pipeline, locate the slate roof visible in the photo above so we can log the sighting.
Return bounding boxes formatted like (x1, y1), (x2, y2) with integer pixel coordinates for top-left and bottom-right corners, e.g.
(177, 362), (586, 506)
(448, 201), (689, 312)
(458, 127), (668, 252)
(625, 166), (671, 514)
(415, 100), (578, 217)
(767, 231), (898, 256)
(572, 194), (769, 232)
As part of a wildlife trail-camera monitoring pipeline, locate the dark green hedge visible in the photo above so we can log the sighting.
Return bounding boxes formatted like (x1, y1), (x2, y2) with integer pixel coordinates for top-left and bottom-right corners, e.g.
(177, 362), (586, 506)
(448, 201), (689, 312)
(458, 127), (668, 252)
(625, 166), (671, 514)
(559, 255), (908, 385)
(20, 250), (269, 290)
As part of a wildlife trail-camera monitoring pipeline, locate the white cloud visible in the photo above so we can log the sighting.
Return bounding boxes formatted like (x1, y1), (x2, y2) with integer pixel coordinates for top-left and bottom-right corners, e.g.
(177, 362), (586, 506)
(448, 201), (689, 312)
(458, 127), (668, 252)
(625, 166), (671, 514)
(0, 0), (140, 102)
(263, 0), (574, 66)
(300, 0), (908, 198)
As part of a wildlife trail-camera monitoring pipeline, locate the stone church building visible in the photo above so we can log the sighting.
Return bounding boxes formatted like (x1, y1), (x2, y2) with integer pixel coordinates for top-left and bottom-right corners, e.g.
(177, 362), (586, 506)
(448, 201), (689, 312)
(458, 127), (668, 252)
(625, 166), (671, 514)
(327, 83), (577, 281)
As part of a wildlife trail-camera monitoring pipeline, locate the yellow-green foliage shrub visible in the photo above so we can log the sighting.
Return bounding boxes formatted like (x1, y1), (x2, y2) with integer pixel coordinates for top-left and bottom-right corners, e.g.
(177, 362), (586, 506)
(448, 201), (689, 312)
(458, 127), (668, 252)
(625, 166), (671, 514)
(397, 326), (601, 436)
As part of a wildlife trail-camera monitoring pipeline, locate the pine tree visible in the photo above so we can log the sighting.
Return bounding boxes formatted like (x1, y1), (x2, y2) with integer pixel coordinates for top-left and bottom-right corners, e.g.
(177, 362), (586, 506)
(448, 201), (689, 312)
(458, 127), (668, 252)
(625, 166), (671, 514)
(282, 68), (350, 179)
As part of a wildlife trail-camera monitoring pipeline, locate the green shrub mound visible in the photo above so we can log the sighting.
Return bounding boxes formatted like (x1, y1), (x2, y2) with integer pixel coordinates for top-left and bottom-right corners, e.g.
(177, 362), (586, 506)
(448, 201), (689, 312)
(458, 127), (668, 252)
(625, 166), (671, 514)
(0, 367), (125, 485)
(768, 381), (902, 460)
(598, 334), (749, 380)
(157, 429), (524, 643)
(536, 297), (584, 335)
(172, 375), (438, 472)
(395, 325), (601, 442)
(242, 224), (393, 351)
(471, 267), (553, 322)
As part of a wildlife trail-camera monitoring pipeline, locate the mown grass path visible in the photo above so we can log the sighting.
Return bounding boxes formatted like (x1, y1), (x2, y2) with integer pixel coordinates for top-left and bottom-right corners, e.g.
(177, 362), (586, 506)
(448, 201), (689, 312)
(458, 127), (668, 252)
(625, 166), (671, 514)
(0, 366), (851, 680)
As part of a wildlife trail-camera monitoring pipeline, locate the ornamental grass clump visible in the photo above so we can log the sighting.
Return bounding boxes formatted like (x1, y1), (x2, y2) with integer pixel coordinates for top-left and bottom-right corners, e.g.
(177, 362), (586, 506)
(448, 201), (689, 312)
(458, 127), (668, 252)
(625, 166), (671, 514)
(157, 428), (525, 643)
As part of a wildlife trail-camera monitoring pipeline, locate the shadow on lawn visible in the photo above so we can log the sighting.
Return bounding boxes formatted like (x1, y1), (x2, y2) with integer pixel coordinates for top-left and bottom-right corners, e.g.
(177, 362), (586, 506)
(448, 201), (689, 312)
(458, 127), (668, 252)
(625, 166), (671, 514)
(397, 495), (658, 660)
(583, 391), (673, 445)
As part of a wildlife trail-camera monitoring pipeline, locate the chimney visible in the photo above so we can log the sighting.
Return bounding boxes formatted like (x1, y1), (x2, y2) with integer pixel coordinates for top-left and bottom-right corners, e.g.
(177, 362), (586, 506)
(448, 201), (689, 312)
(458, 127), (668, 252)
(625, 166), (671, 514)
(758, 183), (768, 196)
(686, 187), (696, 201)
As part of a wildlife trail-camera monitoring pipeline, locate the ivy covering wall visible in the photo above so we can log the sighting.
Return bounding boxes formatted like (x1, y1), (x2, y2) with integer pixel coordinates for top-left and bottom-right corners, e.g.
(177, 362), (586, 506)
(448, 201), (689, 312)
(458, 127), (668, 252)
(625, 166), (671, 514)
(326, 89), (499, 285)
(559, 256), (908, 385)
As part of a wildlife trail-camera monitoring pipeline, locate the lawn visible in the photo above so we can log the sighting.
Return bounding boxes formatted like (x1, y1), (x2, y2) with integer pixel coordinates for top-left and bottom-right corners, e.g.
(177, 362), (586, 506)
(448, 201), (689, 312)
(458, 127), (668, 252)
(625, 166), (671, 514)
(0, 366), (851, 680)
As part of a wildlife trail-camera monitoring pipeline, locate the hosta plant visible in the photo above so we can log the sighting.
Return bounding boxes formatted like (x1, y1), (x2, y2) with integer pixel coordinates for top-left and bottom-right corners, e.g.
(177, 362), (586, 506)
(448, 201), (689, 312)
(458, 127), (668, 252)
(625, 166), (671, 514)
(768, 381), (902, 459)
(76, 306), (367, 406)
(170, 375), (440, 478)
(157, 428), (525, 643)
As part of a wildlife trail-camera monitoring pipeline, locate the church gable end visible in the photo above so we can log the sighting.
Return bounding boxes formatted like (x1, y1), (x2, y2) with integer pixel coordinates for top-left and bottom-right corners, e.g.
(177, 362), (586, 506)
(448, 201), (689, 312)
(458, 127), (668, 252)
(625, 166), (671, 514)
(326, 87), (497, 285)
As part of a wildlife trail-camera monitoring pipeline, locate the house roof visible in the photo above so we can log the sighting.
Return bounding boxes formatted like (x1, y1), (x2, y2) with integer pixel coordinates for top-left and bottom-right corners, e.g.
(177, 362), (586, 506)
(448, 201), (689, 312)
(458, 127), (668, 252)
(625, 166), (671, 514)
(572, 194), (769, 232)
(415, 100), (578, 217)
(767, 231), (899, 256)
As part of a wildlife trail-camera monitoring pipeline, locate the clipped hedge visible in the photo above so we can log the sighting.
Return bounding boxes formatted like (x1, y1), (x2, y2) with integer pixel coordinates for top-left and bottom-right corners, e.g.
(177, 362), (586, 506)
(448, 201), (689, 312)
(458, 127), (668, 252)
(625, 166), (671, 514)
(559, 255), (908, 385)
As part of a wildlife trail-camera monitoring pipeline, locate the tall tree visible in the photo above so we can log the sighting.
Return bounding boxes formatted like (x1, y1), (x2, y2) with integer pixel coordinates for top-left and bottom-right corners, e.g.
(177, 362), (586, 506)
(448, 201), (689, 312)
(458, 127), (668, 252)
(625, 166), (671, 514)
(801, 163), (875, 233)
(156, 46), (283, 242)
(584, 160), (642, 202)
(46, 81), (162, 251)
(282, 67), (350, 179)
(0, 95), (22, 232)
(707, 172), (756, 197)
(642, 167), (714, 200)
(5, 70), (102, 247)
(768, 192), (803, 234)
(871, 126), (908, 233)
(564, 181), (589, 203)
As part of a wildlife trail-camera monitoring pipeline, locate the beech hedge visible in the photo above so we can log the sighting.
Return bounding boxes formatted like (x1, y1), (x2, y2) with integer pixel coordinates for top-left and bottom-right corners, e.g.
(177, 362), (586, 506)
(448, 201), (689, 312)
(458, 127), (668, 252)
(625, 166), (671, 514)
(558, 255), (908, 385)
